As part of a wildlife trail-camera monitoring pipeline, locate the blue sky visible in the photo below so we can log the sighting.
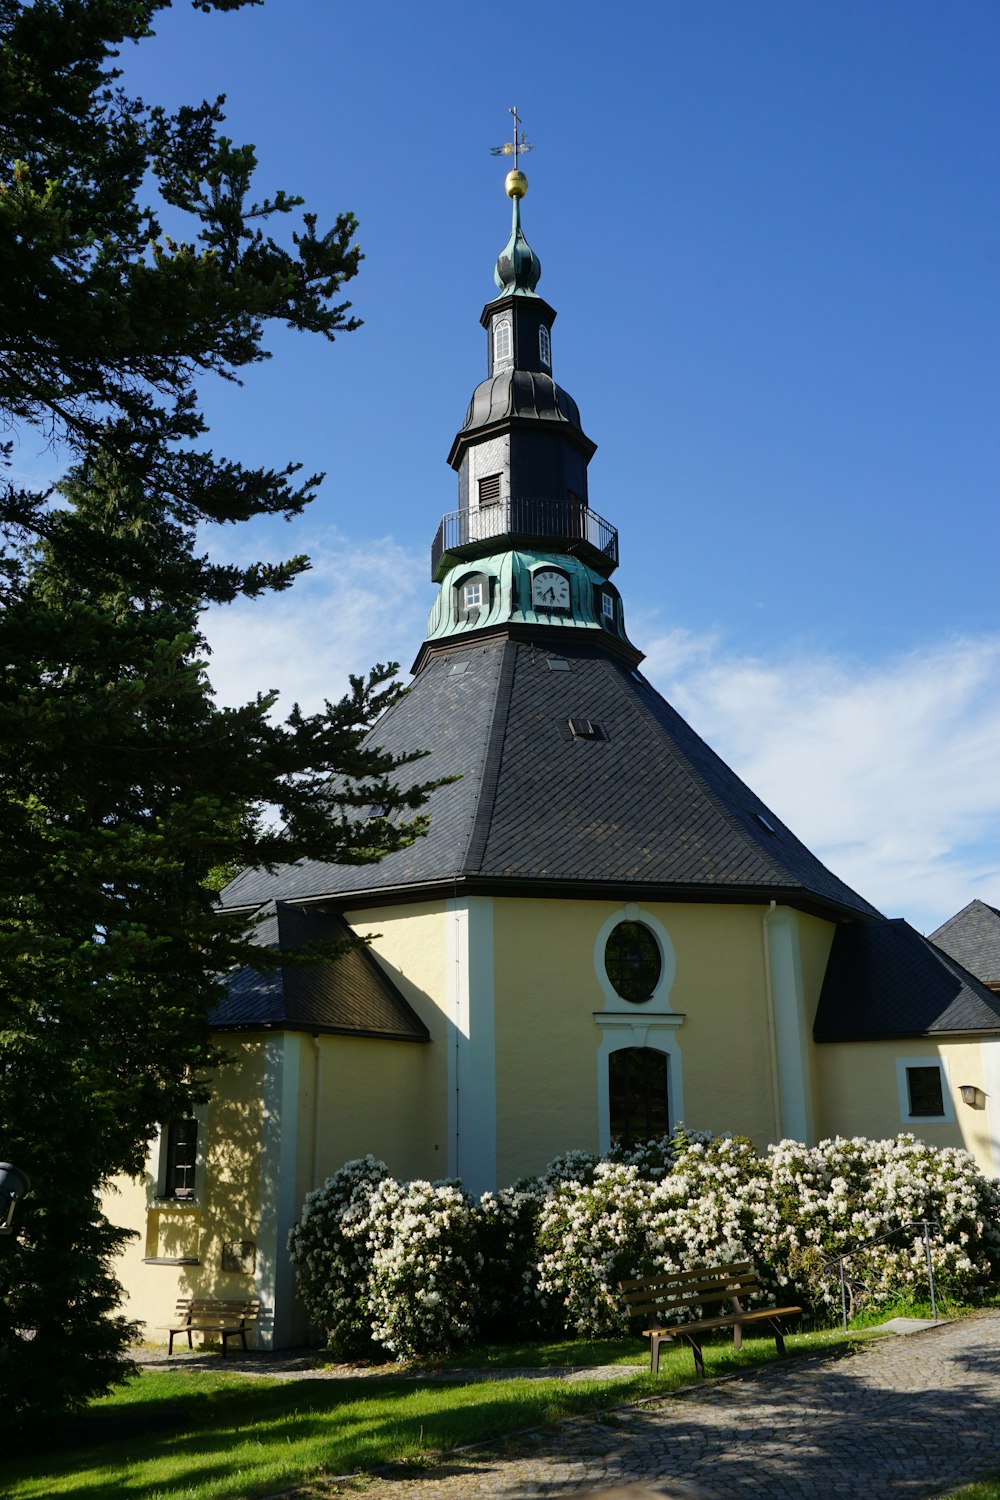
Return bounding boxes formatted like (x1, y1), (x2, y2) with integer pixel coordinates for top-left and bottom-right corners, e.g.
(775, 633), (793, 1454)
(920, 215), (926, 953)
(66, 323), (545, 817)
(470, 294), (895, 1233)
(111, 0), (998, 932)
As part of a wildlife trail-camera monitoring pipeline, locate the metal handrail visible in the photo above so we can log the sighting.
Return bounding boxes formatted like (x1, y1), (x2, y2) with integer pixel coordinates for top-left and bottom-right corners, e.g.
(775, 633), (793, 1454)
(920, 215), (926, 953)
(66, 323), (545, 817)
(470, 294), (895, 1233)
(821, 1218), (942, 1331)
(431, 496), (618, 578)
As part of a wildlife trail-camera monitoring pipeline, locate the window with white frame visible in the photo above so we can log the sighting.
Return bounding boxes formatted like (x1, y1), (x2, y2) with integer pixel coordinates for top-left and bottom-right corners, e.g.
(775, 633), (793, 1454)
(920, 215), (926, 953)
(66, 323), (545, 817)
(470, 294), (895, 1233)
(539, 322), (551, 367)
(896, 1057), (954, 1123)
(161, 1117), (198, 1199)
(463, 580), (483, 609)
(493, 318), (512, 364)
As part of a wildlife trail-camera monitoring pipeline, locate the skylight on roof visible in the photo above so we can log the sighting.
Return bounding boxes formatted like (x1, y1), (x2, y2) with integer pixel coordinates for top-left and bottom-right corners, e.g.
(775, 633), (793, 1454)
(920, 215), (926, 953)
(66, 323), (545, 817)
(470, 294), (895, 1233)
(449, 661), (470, 675)
(547, 658), (571, 671)
(569, 717), (606, 740)
(755, 812), (777, 834)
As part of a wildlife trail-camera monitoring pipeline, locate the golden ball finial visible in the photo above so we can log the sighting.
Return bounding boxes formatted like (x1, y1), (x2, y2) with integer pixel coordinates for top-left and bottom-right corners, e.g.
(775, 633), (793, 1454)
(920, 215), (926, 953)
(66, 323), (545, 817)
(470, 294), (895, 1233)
(505, 169), (528, 199)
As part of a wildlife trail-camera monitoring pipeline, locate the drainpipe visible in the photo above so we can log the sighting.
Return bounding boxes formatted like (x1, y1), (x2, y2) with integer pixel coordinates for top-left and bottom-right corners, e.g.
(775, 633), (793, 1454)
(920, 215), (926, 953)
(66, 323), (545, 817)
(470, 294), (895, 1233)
(762, 901), (783, 1140)
(310, 1034), (322, 1190)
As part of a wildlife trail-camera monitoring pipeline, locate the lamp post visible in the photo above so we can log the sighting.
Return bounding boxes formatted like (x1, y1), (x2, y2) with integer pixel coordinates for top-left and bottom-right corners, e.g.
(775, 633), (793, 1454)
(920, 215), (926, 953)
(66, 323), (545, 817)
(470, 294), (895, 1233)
(0, 1162), (30, 1234)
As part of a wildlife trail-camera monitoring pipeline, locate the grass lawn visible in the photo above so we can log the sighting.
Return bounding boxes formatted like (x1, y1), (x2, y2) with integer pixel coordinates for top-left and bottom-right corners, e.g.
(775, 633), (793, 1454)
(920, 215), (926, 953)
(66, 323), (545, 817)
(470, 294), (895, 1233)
(5, 1328), (851, 1500)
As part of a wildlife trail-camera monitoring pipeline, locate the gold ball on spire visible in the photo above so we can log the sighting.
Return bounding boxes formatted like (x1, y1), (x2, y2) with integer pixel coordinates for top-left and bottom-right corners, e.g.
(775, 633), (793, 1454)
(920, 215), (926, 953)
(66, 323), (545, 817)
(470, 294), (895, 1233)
(505, 169), (528, 199)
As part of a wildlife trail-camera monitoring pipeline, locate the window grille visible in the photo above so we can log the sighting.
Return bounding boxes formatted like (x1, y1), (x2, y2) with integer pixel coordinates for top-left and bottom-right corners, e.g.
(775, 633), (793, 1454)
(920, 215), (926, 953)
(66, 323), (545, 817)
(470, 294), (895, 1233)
(463, 581), (483, 609)
(539, 323), (551, 366)
(609, 1048), (669, 1147)
(478, 474), (501, 506)
(907, 1066), (945, 1117)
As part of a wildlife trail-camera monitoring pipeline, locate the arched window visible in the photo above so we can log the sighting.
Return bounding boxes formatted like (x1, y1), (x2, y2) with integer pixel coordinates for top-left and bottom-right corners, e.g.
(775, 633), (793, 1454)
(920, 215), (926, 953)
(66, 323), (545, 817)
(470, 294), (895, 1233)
(604, 921), (662, 1003)
(539, 322), (551, 367)
(609, 1048), (669, 1147)
(493, 318), (512, 364)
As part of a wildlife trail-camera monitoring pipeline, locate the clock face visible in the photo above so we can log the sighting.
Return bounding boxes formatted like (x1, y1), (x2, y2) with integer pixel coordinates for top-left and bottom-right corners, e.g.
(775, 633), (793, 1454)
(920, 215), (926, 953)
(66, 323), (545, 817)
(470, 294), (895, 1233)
(532, 569), (571, 611)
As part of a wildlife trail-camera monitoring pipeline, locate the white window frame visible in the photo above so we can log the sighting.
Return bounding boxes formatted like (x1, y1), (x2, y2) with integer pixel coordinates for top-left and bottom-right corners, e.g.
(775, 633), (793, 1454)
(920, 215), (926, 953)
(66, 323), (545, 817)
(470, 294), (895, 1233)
(147, 1102), (208, 1206)
(463, 580), (483, 609)
(493, 318), (512, 365)
(539, 323), (551, 367)
(896, 1056), (955, 1125)
(601, 592), (615, 620)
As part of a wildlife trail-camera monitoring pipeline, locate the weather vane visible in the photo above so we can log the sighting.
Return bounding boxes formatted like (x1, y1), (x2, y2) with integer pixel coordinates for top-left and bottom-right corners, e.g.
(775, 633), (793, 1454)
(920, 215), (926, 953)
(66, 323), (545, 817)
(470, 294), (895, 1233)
(490, 106), (534, 171)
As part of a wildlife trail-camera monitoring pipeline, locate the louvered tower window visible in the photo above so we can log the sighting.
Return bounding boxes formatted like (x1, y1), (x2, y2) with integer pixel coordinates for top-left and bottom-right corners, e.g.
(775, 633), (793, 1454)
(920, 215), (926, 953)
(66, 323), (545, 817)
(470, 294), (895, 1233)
(478, 474), (501, 506)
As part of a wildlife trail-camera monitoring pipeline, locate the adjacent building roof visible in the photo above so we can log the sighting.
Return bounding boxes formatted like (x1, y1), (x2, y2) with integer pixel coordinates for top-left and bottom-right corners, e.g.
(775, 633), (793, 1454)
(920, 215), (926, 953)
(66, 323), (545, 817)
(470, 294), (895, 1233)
(210, 901), (428, 1041)
(928, 899), (1000, 990)
(222, 633), (879, 920)
(814, 917), (1000, 1040)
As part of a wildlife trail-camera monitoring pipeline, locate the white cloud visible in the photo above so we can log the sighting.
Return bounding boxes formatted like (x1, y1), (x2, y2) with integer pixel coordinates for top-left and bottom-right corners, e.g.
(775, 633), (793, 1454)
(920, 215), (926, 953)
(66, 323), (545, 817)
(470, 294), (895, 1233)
(640, 624), (1000, 933)
(202, 527), (429, 712)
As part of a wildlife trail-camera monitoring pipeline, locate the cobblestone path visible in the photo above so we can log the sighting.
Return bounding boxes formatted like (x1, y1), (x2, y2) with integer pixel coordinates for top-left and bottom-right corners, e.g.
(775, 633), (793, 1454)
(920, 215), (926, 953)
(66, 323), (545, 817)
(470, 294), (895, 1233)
(349, 1313), (1000, 1499)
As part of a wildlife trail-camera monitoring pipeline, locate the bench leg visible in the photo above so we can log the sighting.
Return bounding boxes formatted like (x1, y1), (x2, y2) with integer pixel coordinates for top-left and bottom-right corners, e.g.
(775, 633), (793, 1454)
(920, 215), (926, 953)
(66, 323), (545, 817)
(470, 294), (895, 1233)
(732, 1321), (743, 1352)
(650, 1333), (663, 1375)
(773, 1326), (786, 1357)
(686, 1336), (706, 1379)
(168, 1330), (175, 1356)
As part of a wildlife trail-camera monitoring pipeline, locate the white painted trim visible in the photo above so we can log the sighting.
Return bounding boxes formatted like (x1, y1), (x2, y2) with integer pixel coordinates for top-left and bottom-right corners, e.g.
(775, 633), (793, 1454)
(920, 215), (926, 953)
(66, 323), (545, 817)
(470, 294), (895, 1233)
(595, 1013), (685, 1155)
(762, 905), (815, 1143)
(593, 904), (676, 1012)
(445, 897), (496, 1194)
(895, 1055), (956, 1125)
(980, 1040), (1000, 1177)
(255, 1033), (302, 1349)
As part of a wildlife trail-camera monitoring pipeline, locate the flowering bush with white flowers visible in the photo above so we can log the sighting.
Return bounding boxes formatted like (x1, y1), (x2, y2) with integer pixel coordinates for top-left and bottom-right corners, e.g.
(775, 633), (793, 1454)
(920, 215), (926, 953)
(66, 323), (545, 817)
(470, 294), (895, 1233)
(758, 1134), (1000, 1312)
(286, 1154), (388, 1355)
(535, 1162), (655, 1336)
(289, 1133), (1000, 1357)
(363, 1178), (483, 1358)
(647, 1134), (769, 1273)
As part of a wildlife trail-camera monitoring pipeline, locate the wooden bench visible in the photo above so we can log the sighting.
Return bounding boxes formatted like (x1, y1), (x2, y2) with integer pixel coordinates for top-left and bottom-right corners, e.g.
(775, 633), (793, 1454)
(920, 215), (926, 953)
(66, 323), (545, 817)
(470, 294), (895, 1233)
(160, 1297), (261, 1357)
(619, 1260), (801, 1376)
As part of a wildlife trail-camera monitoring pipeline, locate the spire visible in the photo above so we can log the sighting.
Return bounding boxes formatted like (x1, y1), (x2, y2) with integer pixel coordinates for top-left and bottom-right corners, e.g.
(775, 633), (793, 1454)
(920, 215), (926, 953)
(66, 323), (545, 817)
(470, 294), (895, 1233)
(493, 172), (542, 296)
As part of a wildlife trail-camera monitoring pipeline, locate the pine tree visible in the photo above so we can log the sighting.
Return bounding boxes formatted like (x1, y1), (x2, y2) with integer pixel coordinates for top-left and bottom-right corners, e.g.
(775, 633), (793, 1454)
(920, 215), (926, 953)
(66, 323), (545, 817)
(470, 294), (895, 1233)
(0, 1), (432, 1418)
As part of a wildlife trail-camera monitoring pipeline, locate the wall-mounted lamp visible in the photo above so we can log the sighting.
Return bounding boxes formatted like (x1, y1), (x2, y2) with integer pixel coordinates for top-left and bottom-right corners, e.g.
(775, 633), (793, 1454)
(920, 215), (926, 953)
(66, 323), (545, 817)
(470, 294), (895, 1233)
(959, 1084), (984, 1108)
(0, 1162), (30, 1234)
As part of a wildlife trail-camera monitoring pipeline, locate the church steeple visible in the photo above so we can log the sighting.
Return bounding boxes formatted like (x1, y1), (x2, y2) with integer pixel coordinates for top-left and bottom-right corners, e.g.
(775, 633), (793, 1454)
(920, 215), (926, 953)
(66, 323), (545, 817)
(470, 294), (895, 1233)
(493, 171), (542, 296)
(422, 148), (635, 671)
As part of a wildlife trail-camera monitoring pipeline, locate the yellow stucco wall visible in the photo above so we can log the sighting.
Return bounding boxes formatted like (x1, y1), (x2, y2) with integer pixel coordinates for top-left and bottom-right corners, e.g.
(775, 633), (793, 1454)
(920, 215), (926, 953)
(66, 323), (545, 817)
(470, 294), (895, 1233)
(814, 1037), (995, 1173)
(106, 1038), (266, 1341)
(347, 900), (448, 1174)
(491, 897), (803, 1182)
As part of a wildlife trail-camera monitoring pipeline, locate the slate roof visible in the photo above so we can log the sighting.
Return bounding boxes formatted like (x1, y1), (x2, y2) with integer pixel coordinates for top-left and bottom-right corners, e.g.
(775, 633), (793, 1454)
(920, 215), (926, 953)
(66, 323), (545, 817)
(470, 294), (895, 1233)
(814, 917), (1000, 1040)
(221, 633), (878, 920)
(210, 901), (428, 1041)
(928, 900), (1000, 989)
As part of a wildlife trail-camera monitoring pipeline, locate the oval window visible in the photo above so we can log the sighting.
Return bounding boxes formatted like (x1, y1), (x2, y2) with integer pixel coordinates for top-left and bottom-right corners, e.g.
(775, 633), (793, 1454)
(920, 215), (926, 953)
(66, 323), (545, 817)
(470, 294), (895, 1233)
(605, 921), (661, 1003)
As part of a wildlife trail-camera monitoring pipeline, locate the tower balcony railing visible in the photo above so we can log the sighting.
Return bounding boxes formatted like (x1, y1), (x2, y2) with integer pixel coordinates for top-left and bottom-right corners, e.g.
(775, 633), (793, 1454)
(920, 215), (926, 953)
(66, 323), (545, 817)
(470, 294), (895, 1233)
(431, 496), (618, 581)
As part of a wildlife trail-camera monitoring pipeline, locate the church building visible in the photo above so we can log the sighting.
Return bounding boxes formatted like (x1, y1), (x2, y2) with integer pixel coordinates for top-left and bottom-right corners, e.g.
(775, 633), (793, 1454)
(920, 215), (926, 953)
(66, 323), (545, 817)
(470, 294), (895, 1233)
(110, 165), (1000, 1349)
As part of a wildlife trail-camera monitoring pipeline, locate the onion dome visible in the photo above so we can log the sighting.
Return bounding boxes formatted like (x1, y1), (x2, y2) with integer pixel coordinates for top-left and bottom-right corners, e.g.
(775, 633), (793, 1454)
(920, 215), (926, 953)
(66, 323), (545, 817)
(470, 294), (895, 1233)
(494, 174), (542, 297)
